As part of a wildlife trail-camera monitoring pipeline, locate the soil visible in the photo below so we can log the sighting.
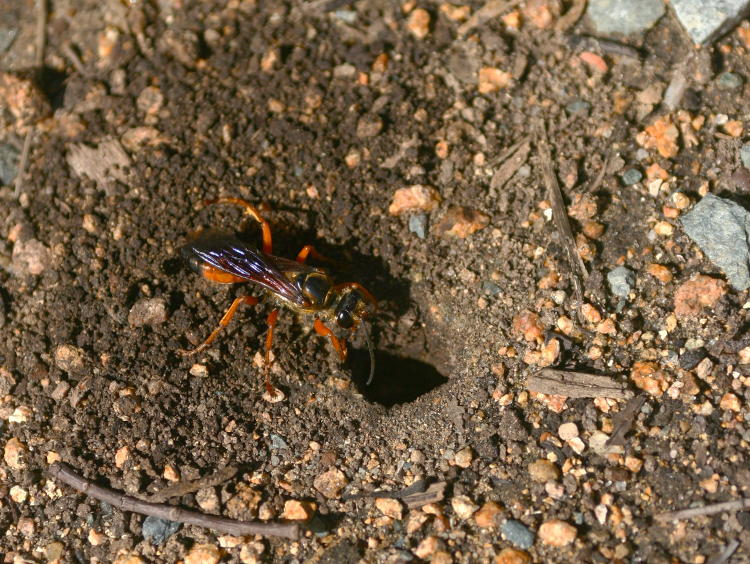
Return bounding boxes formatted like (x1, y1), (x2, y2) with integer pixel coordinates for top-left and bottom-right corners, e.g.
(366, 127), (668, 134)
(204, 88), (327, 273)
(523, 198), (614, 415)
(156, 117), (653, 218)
(1, 0), (750, 562)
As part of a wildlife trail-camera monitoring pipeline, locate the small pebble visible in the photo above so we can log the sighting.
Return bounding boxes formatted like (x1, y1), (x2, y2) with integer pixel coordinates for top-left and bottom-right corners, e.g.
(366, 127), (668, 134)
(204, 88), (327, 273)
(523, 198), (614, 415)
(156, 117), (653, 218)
(375, 498), (403, 520)
(620, 168), (643, 186)
(565, 100), (590, 115)
(674, 275), (726, 317)
(478, 67), (512, 93)
(4, 437), (27, 469)
(434, 205), (490, 238)
(558, 422), (579, 441)
(128, 298), (168, 327)
(495, 548), (532, 564)
(142, 516), (180, 545)
(0, 142), (19, 184)
(46, 542), (65, 561)
(184, 543), (221, 564)
(407, 8), (431, 39)
(716, 72), (743, 91)
(451, 495), (478, 519)
(740, 144), (750, 169)
(9, 485), (27, 503)
(313, 467), (348, 498)
(389, 185), (441, 215)
(453, 447), (473, 468)
(414, 536), (442, 559)
(356, 114), (383, 138)
(474, 501), (502, 528)
(54, 344), (86, 373)
(720, 392), (741, 411)
(607, 266), (635, 297)
(501, 519), (535, 549)
(538, 519), (577, 546)
(408, 214), (427, 239)
(11, 238), (51, 275)
(528, 459), (560, 482)
(281, 500), (316, 521)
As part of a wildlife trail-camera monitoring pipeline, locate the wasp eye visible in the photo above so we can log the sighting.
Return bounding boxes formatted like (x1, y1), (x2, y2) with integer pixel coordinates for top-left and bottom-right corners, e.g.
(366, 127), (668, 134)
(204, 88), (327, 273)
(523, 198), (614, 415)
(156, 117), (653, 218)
(336, 309), (354, 329)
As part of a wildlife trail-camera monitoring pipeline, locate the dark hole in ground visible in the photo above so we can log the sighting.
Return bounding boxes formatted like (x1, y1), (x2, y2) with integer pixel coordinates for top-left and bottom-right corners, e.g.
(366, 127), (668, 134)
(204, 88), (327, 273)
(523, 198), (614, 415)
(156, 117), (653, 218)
(348, 348), (448, 407)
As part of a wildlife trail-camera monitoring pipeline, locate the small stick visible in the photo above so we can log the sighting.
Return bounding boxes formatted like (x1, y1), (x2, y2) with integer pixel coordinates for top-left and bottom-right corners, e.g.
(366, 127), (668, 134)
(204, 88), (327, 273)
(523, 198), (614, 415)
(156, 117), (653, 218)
(48, 463), (299, 539)
(654, 498), (750, 522)
(606, 394), (647, 447)
(13, 131), (33, 198)
(527, 368), (633, 399)
(457, 0), (522, 36)
(35, 0), (47, 67)
(707, 540), (740, 564)
(146, 465), (238, 504)
(585, 149), (613, 193)
(535, 121), (587, 305)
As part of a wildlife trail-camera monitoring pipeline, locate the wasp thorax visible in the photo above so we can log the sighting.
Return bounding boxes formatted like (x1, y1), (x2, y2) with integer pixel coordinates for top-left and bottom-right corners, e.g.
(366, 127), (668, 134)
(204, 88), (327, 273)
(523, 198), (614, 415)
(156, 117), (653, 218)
(302, 273), (331, 306)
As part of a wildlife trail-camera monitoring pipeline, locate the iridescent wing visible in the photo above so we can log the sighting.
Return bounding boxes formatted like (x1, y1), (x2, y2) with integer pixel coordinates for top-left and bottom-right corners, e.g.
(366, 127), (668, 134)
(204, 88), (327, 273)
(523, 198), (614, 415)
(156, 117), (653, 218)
(182, 232), (315, 307)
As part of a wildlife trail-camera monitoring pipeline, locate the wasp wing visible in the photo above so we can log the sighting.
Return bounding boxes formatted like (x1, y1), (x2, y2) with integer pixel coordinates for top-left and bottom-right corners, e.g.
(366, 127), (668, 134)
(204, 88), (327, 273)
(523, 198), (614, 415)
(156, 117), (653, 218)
(185, 233), (311, 307)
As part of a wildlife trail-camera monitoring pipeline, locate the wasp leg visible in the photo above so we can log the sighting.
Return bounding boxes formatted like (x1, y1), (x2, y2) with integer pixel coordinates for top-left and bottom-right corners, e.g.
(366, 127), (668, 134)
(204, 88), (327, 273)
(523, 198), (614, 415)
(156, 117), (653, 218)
(203, 197), (273, 255)
(313, 319), (348, 361)
(264, 309), (280, 395)
(179, 295), (259, 356)
(296, 245), (331, 264)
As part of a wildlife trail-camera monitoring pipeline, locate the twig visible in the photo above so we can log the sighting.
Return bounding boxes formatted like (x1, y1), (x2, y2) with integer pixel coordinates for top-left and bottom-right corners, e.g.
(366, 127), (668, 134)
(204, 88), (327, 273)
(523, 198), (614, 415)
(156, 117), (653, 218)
(585, 149), (613, 193)
(48, 462), (299, 539)
(654, 498), (750, 522)
(555, 0), (586, 32)
(707, 540), (740, 564)
(146, 465), (238, 504)
(13, 131), (33, 198)
(567, 35), (643, 59)
(35, 0), (47, 67)
(527, 368), (633, 399)
(457, 0), (522, 37)
(490, 138), (531, 193)
(15, 0), (46, 199)
(535, 120), (587, 305)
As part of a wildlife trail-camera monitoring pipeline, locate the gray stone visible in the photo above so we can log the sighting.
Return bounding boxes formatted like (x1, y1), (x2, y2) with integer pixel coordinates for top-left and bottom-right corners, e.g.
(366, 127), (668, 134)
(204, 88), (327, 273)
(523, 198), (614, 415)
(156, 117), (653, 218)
(408, 214), (427, 239)
(0, 28), (17, 54)
(681, 194), (750, 290)
(142, 516), (180, 545)
(607, 266), (635, 297)
(717, 72), (744, 90)
(0, 143), (19, 185)
(621, 168), (643, 186)
(671, 0), (750, 45)
(741, 144), (750, 168)
(501, 519), (535, 549)
(587, 0), (665, 35)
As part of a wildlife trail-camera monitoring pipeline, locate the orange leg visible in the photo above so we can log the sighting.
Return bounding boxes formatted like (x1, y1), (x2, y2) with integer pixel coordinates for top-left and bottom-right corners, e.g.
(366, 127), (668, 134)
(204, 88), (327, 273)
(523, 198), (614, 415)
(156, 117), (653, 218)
(296, 245), (331, 264)
(203, 197), (273, 254)
(264, 309), (280, 395)
(313, 319), (348, 362)
(179, 295), (258, 356)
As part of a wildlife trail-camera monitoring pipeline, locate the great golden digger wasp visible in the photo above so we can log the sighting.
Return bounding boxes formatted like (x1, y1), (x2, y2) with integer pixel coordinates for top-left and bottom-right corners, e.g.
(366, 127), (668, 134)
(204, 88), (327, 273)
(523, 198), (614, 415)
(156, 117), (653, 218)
(179, 198), (377, 398)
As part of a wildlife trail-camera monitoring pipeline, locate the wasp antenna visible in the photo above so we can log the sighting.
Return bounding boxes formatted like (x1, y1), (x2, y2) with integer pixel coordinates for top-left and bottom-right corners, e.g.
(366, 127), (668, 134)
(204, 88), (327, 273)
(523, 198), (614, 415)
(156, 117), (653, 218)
(361, 323), (376, 385)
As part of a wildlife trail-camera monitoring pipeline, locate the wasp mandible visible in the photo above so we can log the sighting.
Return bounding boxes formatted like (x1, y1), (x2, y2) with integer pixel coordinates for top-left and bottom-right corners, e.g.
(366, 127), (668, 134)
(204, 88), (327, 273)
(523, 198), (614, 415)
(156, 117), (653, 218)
(179, 198), (377, 398)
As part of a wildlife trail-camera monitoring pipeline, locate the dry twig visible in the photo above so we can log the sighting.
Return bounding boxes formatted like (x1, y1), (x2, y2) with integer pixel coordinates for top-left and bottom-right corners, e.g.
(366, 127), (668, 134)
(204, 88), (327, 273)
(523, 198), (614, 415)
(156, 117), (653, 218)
(654, 498), (750, 522)
(48, 462), (299, 539)
(527, 368), (633, 399)
(535, 121), (588, 304)
(458, 0), (522, 36)
(146, 465), (238, 504)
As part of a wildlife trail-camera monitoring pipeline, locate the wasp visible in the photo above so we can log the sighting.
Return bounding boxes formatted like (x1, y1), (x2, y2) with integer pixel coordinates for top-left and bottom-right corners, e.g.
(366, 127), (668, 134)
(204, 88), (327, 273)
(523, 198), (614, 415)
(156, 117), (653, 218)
(179, 197), (377, 398)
